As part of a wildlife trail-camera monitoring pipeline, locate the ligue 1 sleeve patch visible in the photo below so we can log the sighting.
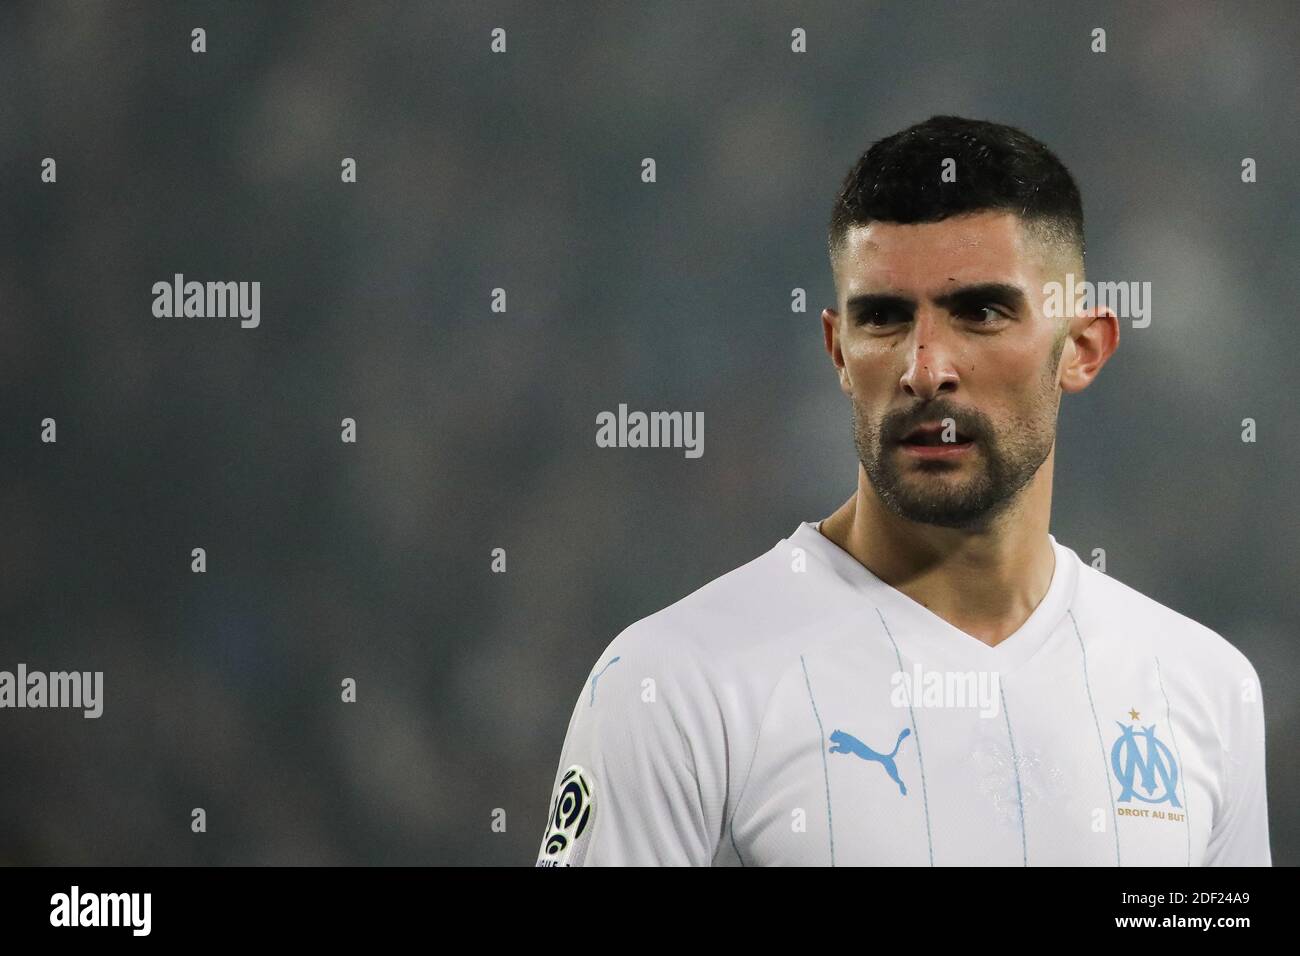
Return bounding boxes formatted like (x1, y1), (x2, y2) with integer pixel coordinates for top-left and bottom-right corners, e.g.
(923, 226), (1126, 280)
(537, 765), (594, 867)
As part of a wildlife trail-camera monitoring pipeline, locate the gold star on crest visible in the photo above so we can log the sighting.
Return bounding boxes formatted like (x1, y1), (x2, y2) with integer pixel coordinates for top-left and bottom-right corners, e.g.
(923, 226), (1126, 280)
(1128, 707), (1140, 720)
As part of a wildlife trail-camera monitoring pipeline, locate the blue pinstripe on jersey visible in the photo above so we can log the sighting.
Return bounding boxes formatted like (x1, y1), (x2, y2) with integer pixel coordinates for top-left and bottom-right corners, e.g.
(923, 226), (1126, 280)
(1154, 656), (1192, 866)
(801, 654), (835, 866)
(877, 608), (935, 866)
(999, 681), (1029, 864)
(1069, 608), (1122, 865)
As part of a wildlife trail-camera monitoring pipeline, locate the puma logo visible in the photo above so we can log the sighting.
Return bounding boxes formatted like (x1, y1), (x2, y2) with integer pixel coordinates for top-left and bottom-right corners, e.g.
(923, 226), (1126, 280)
(829, 728), (911, 796)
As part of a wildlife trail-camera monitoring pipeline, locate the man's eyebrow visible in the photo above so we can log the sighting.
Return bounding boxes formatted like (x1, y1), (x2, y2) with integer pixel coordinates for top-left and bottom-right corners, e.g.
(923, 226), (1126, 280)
(845, 283), (1027, 317)
(931, 282), (1026, 312)
(844, 292), (915, 316)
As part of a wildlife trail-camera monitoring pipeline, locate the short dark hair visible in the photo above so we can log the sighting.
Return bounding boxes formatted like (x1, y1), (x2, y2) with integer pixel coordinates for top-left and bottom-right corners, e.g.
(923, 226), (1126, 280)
(828, 115), (1085, 275)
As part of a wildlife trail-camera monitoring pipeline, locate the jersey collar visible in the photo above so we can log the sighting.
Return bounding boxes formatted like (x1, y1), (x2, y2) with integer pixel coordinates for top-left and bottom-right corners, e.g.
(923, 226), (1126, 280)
(790, 520), (1079, 674)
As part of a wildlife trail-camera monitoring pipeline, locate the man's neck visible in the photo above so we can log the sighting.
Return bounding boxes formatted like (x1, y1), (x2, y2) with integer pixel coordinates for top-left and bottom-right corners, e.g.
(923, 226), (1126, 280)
(819, 461), (1057, 648)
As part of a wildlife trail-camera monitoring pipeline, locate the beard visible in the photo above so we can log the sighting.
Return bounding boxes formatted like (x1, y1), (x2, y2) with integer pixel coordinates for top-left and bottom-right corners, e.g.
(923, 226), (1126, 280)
(852, 343), (1064, 530)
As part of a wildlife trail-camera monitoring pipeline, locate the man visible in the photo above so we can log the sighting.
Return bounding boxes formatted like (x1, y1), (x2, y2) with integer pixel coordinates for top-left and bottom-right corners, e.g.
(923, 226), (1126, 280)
(535, 116), (1270, 866)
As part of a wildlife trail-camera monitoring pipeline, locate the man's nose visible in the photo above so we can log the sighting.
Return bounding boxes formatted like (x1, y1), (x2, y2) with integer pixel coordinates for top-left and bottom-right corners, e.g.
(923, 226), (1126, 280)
(899, 311), (960, 400)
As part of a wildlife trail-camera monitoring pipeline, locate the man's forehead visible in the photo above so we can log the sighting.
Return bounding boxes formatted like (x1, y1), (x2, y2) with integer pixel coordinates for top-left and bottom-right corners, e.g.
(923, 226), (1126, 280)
(836, 212), (1039, 295)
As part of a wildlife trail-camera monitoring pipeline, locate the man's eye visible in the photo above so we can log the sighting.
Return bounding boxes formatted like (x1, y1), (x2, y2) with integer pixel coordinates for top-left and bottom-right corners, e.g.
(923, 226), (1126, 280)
(859, 308), (908, 327)
(959, 305), (1008, 323)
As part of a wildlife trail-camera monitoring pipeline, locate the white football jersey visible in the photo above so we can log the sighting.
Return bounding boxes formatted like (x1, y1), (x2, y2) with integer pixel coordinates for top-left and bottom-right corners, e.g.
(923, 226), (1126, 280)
(536, 521), (1270, 866)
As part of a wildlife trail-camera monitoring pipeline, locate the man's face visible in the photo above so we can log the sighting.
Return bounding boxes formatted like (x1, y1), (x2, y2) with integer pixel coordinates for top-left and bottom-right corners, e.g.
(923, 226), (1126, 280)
(824, 211), (1071, 530)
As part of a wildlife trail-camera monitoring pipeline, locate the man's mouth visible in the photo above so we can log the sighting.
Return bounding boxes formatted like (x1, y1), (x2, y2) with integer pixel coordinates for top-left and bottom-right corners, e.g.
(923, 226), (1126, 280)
(899, 423), (974, 446)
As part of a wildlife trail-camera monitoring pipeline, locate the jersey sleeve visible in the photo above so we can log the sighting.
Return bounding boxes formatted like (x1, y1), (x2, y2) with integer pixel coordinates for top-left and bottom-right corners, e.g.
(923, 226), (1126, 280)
(1202, 658), (1271, 866)
(535, 624), (725, 866)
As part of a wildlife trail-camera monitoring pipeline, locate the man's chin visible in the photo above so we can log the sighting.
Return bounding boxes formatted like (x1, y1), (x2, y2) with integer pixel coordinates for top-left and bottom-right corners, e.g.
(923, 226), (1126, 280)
(891, 500), (996, 530)
(874, 473), (1001, 528)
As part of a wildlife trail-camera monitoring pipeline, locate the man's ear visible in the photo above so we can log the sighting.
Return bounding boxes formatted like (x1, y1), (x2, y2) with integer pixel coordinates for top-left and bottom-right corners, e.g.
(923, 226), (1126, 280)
(1059, 307), (1120, 394)
(822, 307), (851, 394)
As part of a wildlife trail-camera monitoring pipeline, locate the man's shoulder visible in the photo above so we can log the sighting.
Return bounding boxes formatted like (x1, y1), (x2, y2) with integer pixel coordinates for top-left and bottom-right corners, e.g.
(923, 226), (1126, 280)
(596, 527), (845, 681)
(1073, 557), (1260, 685)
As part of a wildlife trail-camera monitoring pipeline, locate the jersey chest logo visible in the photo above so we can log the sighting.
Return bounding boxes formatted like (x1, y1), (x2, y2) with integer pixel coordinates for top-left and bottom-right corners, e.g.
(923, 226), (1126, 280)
(1111, 718), (1181, 807)
(828, 728), (911, 796)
